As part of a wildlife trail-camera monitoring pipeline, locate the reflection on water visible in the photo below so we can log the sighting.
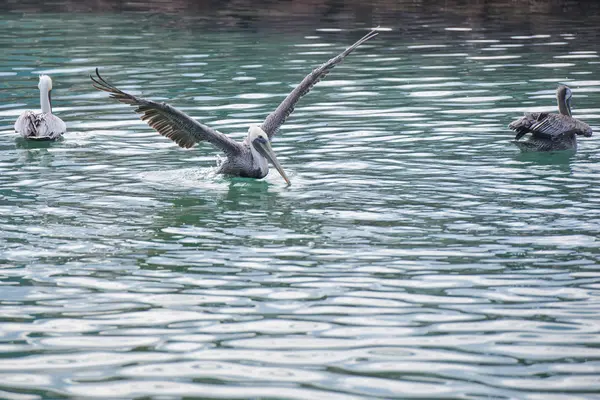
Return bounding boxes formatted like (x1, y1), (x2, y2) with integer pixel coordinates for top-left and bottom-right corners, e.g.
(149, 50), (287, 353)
(1, 1), (600, 399)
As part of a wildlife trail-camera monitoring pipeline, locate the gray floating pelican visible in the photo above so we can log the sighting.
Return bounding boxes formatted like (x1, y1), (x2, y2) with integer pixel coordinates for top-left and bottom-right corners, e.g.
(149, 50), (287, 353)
(14, 75), (66, 140)
(91, 29), (379, 184)
(509, 85), (592, 152)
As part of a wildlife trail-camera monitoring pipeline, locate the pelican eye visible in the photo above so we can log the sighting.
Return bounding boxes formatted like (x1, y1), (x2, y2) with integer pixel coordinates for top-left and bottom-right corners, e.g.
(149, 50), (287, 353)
(566, 91), (572, 99)
(254, 136), (268, 144)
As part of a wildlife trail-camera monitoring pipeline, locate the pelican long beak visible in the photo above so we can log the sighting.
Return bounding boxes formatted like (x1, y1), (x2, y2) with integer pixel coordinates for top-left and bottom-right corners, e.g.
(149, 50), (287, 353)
(255, 140), (291, 185)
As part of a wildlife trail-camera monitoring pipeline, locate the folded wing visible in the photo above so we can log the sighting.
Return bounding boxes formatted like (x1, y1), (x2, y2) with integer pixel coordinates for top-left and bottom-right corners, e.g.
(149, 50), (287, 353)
(509, 112), (592, 140)
(15, 111), (66, 140)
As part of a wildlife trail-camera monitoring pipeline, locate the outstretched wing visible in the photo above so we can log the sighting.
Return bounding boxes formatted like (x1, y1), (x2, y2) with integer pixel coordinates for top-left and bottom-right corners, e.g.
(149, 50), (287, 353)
(261, 29), (379, 140)
(509, 112), (592, 140)
(91, 69), (242, 156)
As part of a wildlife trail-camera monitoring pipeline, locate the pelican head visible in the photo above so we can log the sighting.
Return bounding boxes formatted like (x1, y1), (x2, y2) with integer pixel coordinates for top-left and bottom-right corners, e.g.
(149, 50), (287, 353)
(38, 75), (53, 91)
(557, 85), (572, 117)
(38, 75), (53, 114)
(247, 125), (290, 185)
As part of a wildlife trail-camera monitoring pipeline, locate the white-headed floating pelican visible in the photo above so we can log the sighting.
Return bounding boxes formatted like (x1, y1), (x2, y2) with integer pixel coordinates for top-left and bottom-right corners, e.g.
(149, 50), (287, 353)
(91, 29), (379, 184)
(509, 85), (592, 152)
(14, 75), (66, 140)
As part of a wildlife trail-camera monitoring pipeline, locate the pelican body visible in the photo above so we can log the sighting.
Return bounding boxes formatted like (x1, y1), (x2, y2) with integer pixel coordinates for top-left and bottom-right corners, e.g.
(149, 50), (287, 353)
(14, 75), (66, 140)
(509, 85), (592, 152)
(91, 29), (379, 184)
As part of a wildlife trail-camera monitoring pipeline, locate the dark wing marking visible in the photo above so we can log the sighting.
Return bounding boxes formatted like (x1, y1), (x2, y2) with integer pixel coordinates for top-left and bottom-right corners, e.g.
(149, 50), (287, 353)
(514, 125), (530, 141)
(261, 29), (379, 140)
(91, 68), (242, 156)
(509, 113), (540, 140)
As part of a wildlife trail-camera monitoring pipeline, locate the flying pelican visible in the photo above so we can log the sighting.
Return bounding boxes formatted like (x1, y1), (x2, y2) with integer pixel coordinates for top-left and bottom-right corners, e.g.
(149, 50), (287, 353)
(509, 85), (592, 152)
(91, 29), (379, 184)
(14, 75), (66, 140)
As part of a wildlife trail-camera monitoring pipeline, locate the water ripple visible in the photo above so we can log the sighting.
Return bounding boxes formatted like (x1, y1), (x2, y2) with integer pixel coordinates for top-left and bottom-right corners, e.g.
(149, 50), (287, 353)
(1, 5), (600, 400)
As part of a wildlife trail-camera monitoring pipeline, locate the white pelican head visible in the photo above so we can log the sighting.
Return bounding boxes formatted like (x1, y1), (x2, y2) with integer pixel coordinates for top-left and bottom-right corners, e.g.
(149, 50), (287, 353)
(38, 75), (53, 91)
(247, 125), (290, 185)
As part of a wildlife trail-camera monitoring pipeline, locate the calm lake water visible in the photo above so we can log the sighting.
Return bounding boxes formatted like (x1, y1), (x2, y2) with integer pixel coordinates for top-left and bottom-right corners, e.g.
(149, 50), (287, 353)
(1, 3), (600, 399)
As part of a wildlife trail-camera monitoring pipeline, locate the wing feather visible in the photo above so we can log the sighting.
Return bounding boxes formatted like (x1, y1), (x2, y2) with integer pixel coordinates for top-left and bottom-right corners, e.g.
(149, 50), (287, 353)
(91, 69), (242, 156)
(261, 29), (379, 140)
(509, 112), (592, 140)
(14, 111), (65, 140)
